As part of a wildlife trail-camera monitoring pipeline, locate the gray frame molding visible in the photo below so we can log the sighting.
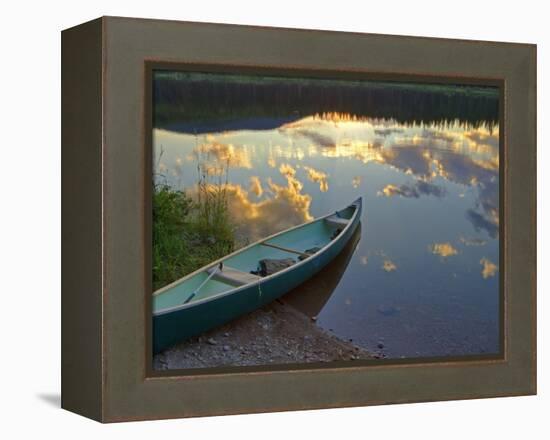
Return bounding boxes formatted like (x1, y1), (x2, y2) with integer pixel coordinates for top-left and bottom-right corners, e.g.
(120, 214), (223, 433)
(61, 16), (536, 422)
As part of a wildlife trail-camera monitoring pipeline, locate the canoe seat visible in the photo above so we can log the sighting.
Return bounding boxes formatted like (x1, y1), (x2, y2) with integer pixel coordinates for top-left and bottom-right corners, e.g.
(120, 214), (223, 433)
(208, 266), (262, 287)
(325, 215), (349, 227)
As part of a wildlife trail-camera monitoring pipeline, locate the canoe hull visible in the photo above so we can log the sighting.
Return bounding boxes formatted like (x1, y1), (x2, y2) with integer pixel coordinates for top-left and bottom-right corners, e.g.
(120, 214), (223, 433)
(153, 201), (361, 354)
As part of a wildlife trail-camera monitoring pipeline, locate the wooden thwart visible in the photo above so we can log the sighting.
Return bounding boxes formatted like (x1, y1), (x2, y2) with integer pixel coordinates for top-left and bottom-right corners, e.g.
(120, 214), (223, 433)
(260, 242), (309, 258)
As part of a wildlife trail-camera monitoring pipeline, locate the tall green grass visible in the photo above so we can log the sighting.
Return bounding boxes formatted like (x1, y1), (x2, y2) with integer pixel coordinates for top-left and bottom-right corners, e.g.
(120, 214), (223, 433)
(152, 147), (236, 291)
(194, 144), (234, 254)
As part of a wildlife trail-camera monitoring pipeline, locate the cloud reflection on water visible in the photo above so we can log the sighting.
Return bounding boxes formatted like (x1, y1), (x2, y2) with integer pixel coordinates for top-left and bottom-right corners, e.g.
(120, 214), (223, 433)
(303, 166), (329, 192)
(430, 242), (459, 258)
(379, 181), (446, 199)
(223, 174), (313, 243)
(480, 257), (498, 279)
(193, 141), (252, 169)
(249, 176), (263, 197)
(278, 114), (500, 241)
(154, 113), (499, 245)
(382, 260), (397, 272)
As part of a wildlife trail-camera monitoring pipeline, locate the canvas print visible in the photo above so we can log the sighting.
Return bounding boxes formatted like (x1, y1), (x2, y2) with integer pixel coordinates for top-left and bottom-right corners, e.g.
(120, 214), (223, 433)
(151, 70), (501, 370)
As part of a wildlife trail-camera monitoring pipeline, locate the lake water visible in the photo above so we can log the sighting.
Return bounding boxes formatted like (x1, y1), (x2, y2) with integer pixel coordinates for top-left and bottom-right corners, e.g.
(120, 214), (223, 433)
(153, 112), (500, 359)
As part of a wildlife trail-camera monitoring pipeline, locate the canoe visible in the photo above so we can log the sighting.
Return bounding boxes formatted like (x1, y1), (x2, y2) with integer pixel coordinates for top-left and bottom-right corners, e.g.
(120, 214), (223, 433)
(153, 197), (362, 353)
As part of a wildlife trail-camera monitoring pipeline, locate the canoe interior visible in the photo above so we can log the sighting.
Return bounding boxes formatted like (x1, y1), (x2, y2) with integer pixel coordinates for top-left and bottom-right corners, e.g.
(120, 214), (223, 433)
(153, 203), (358, 312)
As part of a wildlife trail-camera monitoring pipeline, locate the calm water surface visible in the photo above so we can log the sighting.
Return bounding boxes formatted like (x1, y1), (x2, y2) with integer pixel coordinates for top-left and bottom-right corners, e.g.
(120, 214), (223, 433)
(154, 113), (500, 358)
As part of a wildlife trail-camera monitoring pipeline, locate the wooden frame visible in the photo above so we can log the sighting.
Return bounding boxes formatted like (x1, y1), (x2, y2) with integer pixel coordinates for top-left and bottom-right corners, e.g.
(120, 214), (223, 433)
(62, 16), (536, 422)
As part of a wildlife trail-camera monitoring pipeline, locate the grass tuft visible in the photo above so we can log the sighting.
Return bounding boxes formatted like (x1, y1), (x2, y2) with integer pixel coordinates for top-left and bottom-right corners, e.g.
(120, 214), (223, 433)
(152, 145), (236, 291)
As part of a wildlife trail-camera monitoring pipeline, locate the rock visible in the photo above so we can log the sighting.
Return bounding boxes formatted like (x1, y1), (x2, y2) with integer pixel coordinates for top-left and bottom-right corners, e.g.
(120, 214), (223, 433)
(311, 316), (318, 322)
(377, 342), (385, 349)
(223, 345), (230, 352)
(207, 338), (218, 345)
(224, 332), (230, 337)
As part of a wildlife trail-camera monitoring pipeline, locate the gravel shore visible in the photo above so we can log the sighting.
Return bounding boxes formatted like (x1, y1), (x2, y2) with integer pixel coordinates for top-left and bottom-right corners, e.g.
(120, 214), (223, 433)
(153, 299), (373, 370)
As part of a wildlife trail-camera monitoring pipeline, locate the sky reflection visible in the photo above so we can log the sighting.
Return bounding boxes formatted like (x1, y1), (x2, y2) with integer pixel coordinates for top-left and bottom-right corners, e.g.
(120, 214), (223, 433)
(154, 112), (500, 358)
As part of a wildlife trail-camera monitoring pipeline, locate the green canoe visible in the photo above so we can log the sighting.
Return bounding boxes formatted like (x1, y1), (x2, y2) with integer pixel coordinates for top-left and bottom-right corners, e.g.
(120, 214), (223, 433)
(153, 197), (362, 353)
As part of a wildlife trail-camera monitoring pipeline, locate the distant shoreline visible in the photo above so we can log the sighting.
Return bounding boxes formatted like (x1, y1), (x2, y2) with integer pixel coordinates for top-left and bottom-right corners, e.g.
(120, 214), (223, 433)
(154, 71), (500, 129)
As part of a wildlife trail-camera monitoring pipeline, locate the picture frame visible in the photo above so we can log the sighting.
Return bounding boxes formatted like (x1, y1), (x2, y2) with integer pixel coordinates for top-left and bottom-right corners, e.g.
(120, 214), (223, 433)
(61, 16), (536, 422)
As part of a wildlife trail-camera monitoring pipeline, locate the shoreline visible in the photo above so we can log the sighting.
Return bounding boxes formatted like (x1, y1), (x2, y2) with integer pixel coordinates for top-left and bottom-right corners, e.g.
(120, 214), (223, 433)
(154, 300), (375, 370)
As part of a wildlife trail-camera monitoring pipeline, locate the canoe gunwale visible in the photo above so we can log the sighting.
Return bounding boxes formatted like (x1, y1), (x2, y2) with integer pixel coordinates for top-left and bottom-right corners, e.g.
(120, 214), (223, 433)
(153, 197), (362, 316)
